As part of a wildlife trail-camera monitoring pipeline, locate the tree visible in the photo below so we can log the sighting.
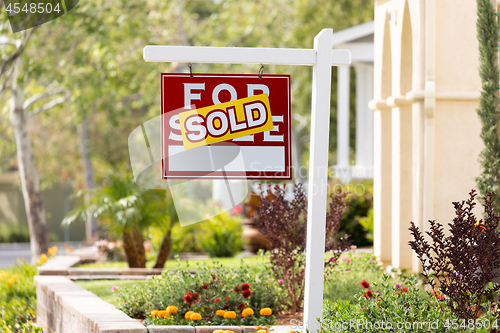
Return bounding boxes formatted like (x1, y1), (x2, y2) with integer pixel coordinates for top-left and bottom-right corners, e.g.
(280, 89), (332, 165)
(476, 0), (500, 212)
(63, 173), (175, 268)
(0, 10), (71, 261)
(8, 59), (70, 261)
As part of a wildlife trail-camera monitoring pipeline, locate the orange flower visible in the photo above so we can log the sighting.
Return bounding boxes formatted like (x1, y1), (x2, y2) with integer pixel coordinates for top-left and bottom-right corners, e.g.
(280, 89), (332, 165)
(242, 308), (254, 318)
(224, 311), (237, 319)
(190, 312), (202, 320)
(185, 311), (195, 320)
(166, 306), (178, 314)
(259, 308), (272, 316)
(38, 254), (48, 265)
(47, 246), (58, 256)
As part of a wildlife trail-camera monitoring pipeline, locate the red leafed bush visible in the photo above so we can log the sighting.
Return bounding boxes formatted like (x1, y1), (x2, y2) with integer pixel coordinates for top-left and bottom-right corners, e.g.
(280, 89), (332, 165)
(250, 183), (351, 313)
(409, 189), (500, 320)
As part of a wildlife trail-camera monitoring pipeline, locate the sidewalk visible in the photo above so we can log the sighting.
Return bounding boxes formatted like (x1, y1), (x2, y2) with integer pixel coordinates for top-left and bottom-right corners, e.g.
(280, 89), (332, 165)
(0, 241), (88, 268)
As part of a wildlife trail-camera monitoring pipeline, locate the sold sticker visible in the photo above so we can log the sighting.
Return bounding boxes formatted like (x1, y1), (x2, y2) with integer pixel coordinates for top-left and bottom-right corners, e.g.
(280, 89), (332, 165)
(178, 93), (273, 150)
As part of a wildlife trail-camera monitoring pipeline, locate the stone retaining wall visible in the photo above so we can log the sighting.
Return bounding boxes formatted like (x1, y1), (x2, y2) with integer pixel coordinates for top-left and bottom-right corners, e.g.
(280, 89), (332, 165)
(35, 276), (147, 333)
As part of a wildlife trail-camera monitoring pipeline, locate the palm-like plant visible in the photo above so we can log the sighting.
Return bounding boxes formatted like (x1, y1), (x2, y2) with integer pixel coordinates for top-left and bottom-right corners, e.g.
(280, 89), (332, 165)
(64, 173), (177, 268)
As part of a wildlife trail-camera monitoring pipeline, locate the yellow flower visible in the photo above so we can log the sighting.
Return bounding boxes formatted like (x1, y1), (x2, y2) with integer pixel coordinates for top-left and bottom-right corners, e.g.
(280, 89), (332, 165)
(259, 308), (272, 316)
(256, 330), (267, 333)
(150, 310), (159, 318)
(215, 309), (226, 317)
(223, 311), (237, 319)
(255, 327), (263, 330)
(212, 330), (224, 333)
(47, 246), (58, 256)
(7, 275), (18, 287)
(0, 270), (8, 280)
(287, 331), (299, 333)
(185, 311), (195, 320)
(39, 254), (48, 265)
(223, 331), (235, 333)
(166, 306), (178, 314)
(241, 308), (254, 318)
(158, 310), (169, 318)
(190, 312), (202, 320)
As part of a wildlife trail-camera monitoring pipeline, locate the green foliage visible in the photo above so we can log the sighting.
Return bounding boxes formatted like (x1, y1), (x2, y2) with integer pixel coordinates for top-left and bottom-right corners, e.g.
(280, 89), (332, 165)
(476, 0), (500, 211)
(170, 223), (205, 255)
(116, 255), (285, 324)
(0, 261), (39, 333)
(321, 274), (500, 333)
(199, 211), (243, 258)
(323, 251), (384, 303)
(329, 180), (374, 246)
(0, 225), (30, 243)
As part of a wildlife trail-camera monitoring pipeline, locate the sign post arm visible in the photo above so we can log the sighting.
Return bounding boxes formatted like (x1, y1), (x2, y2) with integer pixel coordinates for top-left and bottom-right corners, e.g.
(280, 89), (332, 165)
(303, 28), (334, 333)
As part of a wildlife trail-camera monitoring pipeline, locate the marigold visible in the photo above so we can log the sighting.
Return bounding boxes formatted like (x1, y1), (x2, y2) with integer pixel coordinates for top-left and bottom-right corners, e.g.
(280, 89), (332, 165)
(212, 330), (224, 333)
(166, 306), (178, 314)
(223, 311), (237, 319)
(241, 308), (254, 318)
(223, 331), (235, 333)
(215, 309), (226, 317)
(150, 310), (159, 318)
(256, 330), (267, 333)
(190, 312), (202, 320)
(158, 310), (169, 318)
(259, 308), (272, 316)
(185, 311), (195, 320)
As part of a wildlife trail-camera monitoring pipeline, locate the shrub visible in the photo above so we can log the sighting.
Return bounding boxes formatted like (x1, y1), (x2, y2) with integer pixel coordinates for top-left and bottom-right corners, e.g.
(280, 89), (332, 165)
(322, 274), (500, 333)
(0, 224), (30, 243)
(0, 260), (41, 333)
(170, 223), (205, 255)
(117, 256), (285, 325)
(250, 183), (350, 313)
(199, 210), (243, 258)
(409, 189), (500, 321)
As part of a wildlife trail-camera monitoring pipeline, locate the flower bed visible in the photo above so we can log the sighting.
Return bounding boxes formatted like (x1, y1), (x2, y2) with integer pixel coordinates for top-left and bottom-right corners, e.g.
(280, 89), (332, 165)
(116, 257), (285, 326)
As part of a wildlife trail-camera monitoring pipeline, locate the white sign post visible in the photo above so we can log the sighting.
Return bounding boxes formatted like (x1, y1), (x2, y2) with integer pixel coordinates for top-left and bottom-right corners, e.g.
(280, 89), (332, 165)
(144, 29), (351, 332)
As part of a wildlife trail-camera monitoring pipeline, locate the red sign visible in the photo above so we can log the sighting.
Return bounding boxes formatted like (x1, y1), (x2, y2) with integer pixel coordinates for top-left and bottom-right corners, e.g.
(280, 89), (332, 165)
(161, 73), (291, 180)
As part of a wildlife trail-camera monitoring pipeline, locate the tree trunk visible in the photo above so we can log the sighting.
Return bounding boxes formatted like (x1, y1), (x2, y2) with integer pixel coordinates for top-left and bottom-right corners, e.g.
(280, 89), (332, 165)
(122, 229), (139, 268)
(77, 118), (97, 243)
(132, 224), (146, 268)
(9, 59), (50, 263)
(154, 229), (172, 269)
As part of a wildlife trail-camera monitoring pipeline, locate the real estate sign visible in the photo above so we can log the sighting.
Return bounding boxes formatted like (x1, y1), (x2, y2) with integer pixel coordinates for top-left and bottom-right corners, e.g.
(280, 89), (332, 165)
(161, 73), (292, 180)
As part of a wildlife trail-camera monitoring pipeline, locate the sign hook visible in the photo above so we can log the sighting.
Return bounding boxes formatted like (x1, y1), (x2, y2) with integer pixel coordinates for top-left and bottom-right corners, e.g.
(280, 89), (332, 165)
(188, 63), (193, 78)
(258, 64), (264, 79)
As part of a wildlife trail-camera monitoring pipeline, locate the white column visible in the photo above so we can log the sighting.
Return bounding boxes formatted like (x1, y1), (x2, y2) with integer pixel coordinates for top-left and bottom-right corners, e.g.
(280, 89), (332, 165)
(354, 63), (374, 178)
(337, 65), (351, 182)
(303, 29), (334, 333)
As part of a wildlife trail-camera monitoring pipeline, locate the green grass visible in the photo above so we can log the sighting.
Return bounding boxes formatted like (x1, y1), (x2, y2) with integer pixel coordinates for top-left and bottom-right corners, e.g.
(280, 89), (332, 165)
(77, 255), (267, 270)
(75, 280), (148, 307)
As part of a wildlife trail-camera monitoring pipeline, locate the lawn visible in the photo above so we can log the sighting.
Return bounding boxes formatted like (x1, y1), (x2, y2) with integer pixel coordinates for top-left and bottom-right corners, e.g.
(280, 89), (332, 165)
(77, 255), (266, 270)
(75, 280), (149, 307)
